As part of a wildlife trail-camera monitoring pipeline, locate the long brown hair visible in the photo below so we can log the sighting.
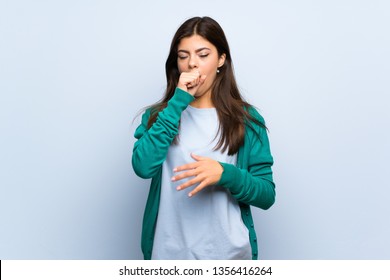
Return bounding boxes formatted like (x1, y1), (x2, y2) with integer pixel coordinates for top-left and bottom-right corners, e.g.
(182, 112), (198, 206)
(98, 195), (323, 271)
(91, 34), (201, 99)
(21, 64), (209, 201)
(147, 16), (265, 155)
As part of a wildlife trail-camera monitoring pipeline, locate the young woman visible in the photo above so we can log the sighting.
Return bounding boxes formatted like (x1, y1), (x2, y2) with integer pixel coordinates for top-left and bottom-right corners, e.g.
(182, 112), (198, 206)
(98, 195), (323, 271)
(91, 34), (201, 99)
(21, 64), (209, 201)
(132, 16), (275, 260)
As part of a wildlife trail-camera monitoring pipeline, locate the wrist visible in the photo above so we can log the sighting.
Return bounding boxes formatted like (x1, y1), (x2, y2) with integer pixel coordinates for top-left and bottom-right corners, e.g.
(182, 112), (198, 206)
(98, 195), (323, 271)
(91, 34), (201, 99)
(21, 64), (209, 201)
(177, 84), (188, 93)
(173, 87), (195, 102)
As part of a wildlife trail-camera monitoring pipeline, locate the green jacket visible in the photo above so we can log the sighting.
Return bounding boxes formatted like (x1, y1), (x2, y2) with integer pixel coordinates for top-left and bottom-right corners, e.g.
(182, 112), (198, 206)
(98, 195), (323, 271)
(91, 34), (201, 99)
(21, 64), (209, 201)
(132, 88), (275, 260)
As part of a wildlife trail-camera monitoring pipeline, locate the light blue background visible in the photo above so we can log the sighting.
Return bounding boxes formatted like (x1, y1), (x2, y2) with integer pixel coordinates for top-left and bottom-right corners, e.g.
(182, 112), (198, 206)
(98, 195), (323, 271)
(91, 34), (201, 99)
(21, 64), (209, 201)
(1, 0), (389, 259)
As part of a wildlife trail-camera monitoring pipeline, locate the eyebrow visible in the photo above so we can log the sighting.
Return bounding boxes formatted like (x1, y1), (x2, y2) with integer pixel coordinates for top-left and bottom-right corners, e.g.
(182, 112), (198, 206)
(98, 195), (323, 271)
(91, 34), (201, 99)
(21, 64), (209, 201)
(177, 47), (211, 54)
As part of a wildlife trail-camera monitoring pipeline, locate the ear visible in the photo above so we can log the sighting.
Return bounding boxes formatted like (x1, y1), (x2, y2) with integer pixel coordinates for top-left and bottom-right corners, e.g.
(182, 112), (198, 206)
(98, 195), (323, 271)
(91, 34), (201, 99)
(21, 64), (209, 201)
(218, 53), (226, 68)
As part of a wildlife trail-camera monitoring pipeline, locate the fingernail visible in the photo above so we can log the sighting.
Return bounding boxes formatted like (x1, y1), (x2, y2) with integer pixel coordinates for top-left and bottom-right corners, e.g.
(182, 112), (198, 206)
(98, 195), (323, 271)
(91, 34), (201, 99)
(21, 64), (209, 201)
(188, 193), (192, 197)
(171, 177), (175, 181)
(176, 187), (181, 190)
(173, 168), (177, 172)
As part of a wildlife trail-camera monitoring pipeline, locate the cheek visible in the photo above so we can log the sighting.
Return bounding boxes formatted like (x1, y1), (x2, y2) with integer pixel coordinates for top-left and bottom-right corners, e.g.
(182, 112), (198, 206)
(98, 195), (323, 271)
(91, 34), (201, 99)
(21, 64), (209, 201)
(204, 73), (217, 86)
(202, 65), (218, 79)
(201, 61), (219, 75)
(177, 61), (187, 73)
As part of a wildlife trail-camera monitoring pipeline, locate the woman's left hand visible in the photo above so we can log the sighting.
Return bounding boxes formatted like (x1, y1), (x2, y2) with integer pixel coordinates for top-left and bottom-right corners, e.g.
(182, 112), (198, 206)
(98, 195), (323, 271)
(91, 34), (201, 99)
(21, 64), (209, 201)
(172, 153), (223, 197)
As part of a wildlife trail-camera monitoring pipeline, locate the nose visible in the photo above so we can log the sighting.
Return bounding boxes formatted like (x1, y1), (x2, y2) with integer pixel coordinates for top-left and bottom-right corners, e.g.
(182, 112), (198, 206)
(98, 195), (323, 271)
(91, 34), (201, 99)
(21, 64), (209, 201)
(188, 55), (198, 69)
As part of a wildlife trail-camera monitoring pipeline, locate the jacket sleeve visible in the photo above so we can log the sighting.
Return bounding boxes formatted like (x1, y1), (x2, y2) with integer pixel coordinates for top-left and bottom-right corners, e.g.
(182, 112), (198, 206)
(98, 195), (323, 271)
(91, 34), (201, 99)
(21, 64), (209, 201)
(217, 112), (276, 210)
(132, 88), (194, 179)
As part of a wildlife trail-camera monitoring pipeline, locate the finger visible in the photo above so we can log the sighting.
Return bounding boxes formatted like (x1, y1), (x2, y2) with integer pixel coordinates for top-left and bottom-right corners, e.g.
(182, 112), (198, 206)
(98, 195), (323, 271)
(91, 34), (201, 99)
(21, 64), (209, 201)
(188, 180), (209, 197)
(186, 71), (201, 88)
(171, 169), (198, 182)
(173, 162), (199, 172)
(191, 153), (206, 161)
(180, 72), (200, 84)
(188, 72), (200, 80)
(176, 176), (202, 191)
(191, 69), (201, 75)
(183, 77), (197, 84)
(186, 79), (198, 89)
(192, 75), (201, 87)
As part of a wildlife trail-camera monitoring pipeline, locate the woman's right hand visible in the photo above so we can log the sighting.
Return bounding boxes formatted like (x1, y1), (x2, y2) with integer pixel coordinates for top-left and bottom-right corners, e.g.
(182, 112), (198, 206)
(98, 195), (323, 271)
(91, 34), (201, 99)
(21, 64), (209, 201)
(177, 70), (207, 96)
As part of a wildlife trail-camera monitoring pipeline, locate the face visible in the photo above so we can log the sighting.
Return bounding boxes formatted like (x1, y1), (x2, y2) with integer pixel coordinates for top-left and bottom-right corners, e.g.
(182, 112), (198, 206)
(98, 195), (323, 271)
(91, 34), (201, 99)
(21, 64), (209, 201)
(177, 35), (225, 99)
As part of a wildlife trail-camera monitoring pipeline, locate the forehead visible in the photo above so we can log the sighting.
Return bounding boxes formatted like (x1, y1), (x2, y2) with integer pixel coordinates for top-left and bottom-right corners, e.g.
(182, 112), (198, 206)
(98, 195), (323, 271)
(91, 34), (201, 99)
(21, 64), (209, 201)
(178, 35), (216, 51)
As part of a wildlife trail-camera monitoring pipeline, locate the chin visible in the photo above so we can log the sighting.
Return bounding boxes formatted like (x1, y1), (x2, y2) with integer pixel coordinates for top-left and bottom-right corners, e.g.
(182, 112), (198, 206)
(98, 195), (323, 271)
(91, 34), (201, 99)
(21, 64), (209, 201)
(193, 91), (205, 98)
(194, 86), (210, 98)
